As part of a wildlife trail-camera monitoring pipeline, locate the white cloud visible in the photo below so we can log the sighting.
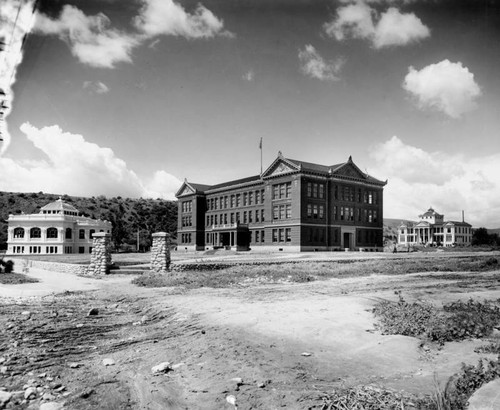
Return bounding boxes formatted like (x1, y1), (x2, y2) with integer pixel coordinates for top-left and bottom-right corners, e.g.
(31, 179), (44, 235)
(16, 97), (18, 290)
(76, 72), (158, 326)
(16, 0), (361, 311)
(324, 3), (429, 48)
(298, 45), (344, 82)
(242, 69), (255, 82)
(369, 136), (500, 227)
(403, 60), (482, 118)
(83, 81), (109, 94)
(134, 0), (231, 39)
(34, 5), (138, 68)
(32, 1), (230, 69)
(373, 7), (430, 48)
(0, 123), (181, 200)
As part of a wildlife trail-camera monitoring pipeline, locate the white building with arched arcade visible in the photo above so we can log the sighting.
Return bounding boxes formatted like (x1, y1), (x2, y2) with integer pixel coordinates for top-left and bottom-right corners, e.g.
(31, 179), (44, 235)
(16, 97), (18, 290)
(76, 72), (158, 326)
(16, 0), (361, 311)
(6, 198), (112, 255)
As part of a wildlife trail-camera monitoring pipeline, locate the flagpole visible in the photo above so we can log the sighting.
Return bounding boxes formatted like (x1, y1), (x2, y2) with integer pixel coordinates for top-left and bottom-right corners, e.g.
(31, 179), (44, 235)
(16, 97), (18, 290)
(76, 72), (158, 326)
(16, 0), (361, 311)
(259, 137), (263, 176)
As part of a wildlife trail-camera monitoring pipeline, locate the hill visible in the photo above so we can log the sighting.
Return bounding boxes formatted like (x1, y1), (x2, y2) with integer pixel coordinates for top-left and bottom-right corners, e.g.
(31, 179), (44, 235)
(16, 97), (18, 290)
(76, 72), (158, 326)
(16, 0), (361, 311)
(383, 218), (415, 241)
(0, 191), (177, 251)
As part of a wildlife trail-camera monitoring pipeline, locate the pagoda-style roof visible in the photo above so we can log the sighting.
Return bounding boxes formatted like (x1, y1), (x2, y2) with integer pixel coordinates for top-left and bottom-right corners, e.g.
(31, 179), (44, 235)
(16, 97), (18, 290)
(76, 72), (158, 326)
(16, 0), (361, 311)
(40, 198), (79, 214)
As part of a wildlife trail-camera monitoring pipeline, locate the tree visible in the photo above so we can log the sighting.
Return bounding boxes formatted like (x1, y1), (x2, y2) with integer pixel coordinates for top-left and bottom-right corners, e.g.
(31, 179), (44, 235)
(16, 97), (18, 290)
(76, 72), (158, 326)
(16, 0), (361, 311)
(472, 227), (494, 246)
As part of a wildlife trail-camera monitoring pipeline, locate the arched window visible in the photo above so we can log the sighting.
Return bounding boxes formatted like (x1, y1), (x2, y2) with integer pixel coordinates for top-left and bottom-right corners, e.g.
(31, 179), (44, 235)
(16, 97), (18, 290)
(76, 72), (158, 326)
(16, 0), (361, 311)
(79, 229), (85, 239)
(65, 228), (72, 239)
(30, 227), (41, 239)
(47, 227), (58, 239)
(13, 227), (25, 238)
(89, 229), (95, 238)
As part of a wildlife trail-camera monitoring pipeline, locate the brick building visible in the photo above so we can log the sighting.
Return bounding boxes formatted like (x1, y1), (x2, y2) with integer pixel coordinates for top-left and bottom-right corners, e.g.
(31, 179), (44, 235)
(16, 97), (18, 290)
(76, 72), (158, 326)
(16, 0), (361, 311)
(176, 152), (386, 252)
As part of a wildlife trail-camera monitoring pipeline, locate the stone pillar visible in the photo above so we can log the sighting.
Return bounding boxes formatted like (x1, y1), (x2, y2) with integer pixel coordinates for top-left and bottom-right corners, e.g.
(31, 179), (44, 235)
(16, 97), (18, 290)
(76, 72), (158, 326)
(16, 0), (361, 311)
(87, 232), (112, 275)
(150, 232), (171, 273)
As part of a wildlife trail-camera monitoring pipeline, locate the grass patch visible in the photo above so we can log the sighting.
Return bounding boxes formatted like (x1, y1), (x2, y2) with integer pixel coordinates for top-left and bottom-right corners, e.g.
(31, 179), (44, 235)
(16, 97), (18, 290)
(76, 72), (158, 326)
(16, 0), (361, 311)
(372, 295), (500, 345)
(0, 273), (39, 284)
(132, 255), (500, 289)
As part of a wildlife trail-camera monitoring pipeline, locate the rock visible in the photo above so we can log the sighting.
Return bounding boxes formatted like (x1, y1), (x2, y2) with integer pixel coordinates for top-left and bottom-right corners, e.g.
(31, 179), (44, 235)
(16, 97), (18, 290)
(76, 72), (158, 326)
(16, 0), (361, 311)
(21, 311), (31, 316)
(55, 386), (65, 393)
(0, 366), (8, 374)
(42, 392), (56, 401)
(102, 358), (115, 366)
(140, 315), (148, 323)
(151, 362), (171, 374)
(24, 387), (36, 400)
(0, 391), (12, 407)
(39, 402), (64, 410)
(87, 308), (99, 316)
(68, 362), (83, 368)
(76, 324), (84, 328)
(38, 372), (47, 378)
(226, 395), (236, 406)
(231, 377), (243, 385)
(79, 388), (95, 399)
(301, 352), (312, 357)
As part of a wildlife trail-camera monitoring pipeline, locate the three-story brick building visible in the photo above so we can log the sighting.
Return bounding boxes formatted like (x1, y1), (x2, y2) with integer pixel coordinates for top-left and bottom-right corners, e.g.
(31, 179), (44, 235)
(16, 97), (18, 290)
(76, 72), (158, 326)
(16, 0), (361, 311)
(176, 152), (386, 252)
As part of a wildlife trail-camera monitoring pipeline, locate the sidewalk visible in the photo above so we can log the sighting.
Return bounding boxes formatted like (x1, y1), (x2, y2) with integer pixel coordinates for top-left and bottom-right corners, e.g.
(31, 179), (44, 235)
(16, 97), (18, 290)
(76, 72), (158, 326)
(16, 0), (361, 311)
(0, 268), (101, 298)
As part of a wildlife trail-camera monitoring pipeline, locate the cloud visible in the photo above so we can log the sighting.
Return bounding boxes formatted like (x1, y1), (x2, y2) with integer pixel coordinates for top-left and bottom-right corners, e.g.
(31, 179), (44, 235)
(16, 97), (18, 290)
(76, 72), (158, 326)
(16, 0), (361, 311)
(0, 123), (181, 200)
(0, 0), (37, 154)
(403, 60), (482, 118)
(34, 5), (138, 68)
(83, 81), (109, 94)
(242, 69), (255, 82)
(134, 0), (232, 39)
(324, 3), (429, 48)
(298, 45), (345, 82)
(32, 0), (230, 69)
(369, 136), (500, 227)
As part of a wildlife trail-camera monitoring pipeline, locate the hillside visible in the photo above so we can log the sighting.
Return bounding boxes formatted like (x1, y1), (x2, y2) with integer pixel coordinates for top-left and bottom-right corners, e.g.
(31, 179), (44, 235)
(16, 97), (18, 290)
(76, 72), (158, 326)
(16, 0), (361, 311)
(383, 217), (415, 241)
(0, 191), (177, 250)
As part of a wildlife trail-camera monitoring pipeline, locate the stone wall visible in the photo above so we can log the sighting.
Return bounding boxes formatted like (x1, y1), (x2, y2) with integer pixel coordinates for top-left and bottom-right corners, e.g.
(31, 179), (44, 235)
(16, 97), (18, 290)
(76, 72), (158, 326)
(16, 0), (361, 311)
(14, 259), (87, 275)
(86, 232), (112, 275)
(150, 232), (171, 273)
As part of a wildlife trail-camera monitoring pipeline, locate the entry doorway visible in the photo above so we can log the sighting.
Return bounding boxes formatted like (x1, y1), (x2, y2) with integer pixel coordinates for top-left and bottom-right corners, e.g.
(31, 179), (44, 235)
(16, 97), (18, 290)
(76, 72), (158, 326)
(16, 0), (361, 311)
(343, 232), (352, 250)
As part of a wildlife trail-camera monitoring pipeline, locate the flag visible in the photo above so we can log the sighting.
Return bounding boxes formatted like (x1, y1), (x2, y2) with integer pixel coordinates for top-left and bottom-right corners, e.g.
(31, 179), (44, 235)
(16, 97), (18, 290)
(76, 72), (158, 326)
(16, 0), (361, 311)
(259, 137), (262, 149)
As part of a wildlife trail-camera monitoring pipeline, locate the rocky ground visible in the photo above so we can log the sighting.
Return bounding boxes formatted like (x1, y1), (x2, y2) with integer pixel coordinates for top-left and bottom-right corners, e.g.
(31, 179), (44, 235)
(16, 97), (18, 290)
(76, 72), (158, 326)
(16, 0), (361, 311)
(1, 252), (500, 409)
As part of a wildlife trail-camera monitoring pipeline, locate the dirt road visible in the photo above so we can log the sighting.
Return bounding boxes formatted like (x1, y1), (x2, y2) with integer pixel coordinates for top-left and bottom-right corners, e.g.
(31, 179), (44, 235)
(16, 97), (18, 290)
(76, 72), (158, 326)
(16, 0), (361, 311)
(1, 256), (500, 409)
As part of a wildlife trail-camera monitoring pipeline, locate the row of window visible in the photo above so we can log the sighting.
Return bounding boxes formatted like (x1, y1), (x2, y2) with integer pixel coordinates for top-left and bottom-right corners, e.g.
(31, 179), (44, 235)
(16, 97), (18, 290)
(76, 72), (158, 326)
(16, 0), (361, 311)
(272, 204), (292, 220)
(333, 207), (379, 223)
(272, 228), (292, 243)
(401, 226), (471, 235)
(181, 200), (192, 214)
(206, 209), (266, 226)
(306, 183), (379, 205)
(12, 227), (104, 240)
(11, 246), (91, 254)
(180, 233), (192, 244)
(272, 182), (292, 200)
(207, 189), (266, 211)
(181, 216), (192, 227)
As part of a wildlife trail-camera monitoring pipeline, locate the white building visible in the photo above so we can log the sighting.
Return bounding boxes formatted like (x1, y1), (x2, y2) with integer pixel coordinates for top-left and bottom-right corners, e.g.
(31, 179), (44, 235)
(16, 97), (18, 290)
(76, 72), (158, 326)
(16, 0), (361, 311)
(398, 208), (472, 247)
(6, 198), (112, 255)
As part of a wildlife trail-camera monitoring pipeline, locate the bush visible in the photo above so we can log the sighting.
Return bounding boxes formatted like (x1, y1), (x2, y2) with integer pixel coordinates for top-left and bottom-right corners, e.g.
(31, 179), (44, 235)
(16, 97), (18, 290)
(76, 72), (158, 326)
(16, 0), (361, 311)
(373, 296), (500, 345)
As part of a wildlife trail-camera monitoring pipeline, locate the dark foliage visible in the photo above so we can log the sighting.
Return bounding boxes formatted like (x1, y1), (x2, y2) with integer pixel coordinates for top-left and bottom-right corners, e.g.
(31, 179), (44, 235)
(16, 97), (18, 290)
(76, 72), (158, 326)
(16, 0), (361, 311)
(0, 191), (177, 250)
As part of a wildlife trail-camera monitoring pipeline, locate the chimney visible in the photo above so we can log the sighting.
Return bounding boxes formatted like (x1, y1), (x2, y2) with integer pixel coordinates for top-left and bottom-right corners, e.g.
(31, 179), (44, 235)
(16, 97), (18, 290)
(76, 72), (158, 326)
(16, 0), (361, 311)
(462, 210), (464, 223)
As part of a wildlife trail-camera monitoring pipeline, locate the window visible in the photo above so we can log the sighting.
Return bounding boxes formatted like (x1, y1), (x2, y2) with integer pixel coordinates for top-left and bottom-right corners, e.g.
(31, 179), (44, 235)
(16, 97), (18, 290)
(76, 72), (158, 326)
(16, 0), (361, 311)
(279, 228), (284, 242)
(307, 182), (312, 197)
(249, 192), (253, 205)
(224, 196), (228, 209)
(273, 206), (279, 220)
(261, 209), (265, 222)
(319, 184), (324, 199)
(279, 184), (285, 199)
(261, 189), (265, 202)
(286, 183), (291, 198)
(243, 211), (247, 223)
(79, 246), (85, 254)
(255, 190), (260, 205)
(261, 230), (265, 242)
(90, 229), (95, 238)
(249, 211), (253, 223)
(273, 185), (279, 199)
(286, 204), (291, 219)
(236, 194), (241, 207)
(30, 227), (41, 239)
(13, 228), (24, 238)
(279, 205), (285, 220)
(286, 228), (291, 242)
(313, 205), (318, 219)
(272, 229), (278, 243)
(255, 211), (260, 223)
(65, 228), (72, 239)
(231, 213), (235, 224)
(319, 205), (324, 219)
(231, 195), (235, 208)
(243, 193), (248, 206)
(255, 230), (260, 243)
(313, 183), (318, 198)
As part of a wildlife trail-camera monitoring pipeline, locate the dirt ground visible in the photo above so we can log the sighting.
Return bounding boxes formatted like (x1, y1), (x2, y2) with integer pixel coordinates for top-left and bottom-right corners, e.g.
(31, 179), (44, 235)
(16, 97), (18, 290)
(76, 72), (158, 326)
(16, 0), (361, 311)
(1, 252), (500, 409)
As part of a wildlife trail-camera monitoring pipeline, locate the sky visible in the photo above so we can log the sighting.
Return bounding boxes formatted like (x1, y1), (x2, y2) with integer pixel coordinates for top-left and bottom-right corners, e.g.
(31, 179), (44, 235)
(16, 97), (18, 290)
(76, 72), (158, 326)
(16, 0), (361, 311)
(0, 0), (499, 228)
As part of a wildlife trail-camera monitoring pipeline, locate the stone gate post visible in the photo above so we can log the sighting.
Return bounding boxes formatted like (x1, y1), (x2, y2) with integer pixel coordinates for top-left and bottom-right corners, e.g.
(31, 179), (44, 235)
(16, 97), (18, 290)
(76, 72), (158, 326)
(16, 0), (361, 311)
(151, 232), (171, 273)
(87, 232), (112, 275)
